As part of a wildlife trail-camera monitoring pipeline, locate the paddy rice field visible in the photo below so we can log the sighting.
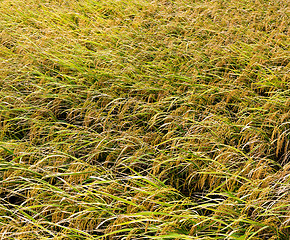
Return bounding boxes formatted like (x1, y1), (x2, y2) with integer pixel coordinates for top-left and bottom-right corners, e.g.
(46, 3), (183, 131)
(0, 0), (289, 239)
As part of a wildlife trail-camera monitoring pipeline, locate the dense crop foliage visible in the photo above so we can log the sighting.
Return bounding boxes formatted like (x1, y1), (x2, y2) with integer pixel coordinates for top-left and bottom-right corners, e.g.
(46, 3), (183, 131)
(0, 0), (289, 239)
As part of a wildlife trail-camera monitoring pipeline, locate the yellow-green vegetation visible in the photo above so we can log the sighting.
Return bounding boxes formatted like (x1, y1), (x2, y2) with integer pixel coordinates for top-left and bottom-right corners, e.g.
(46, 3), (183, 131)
(0, 0), (289, 239)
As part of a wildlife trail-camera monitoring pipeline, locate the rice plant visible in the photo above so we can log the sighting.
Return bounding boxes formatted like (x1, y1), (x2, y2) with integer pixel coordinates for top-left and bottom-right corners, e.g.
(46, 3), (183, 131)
(0, 0), (289, 239)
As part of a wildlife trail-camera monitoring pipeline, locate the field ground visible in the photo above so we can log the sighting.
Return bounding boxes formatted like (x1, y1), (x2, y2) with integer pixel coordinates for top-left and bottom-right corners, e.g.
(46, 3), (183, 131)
(0, 0), (289, 239)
